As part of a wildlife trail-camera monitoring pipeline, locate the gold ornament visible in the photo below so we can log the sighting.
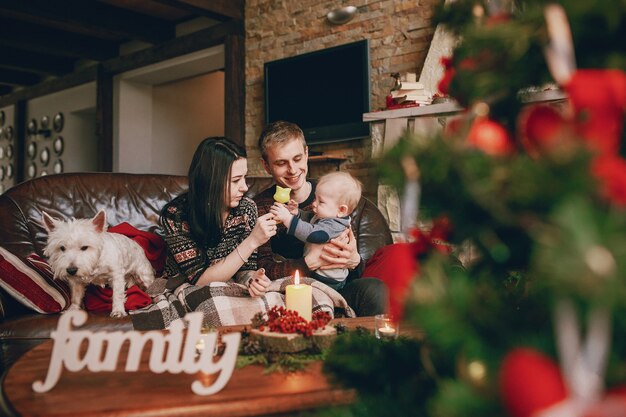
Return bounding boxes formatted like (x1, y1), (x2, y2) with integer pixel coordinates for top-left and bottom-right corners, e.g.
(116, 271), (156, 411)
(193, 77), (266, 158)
(457, 355), (489, 391)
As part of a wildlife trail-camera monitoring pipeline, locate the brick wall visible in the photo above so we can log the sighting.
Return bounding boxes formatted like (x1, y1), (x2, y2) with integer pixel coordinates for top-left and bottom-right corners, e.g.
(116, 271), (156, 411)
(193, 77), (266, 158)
(245, 0), (439, 200)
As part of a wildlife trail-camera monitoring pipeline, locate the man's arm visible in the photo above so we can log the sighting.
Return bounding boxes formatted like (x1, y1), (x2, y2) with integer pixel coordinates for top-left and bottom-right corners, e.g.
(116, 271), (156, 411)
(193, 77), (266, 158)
(318, 228), (362, 274)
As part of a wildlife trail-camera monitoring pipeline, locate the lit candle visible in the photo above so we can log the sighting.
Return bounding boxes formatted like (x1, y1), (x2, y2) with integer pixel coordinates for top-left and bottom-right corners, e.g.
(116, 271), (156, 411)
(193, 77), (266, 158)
(375, 314), (399, 339)
(377, 323), (397, 339)
(285, 270), (312, 321)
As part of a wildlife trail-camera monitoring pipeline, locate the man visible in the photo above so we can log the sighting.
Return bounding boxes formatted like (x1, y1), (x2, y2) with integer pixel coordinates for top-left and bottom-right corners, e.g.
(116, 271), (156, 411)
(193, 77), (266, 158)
(253, 120), (387, 316)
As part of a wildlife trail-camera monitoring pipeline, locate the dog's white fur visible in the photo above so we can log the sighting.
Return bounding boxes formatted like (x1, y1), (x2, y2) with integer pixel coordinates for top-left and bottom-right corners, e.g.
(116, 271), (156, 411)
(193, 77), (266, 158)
(42, 210), (155, 318)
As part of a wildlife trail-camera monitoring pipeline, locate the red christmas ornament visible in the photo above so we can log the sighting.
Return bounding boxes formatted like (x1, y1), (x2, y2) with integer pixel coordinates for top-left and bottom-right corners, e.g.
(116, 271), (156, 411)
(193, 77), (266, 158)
(486, 13), (512, 26)
(518, 105), (570, 156)
(500, 348), (567, 417)
(467, 118), (515, 156)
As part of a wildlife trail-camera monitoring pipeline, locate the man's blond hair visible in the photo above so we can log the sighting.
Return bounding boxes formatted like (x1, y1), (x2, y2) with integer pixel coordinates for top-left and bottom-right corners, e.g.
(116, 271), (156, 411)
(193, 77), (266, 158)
(258, 121), (307, 162)
(317, 171), (362, 214)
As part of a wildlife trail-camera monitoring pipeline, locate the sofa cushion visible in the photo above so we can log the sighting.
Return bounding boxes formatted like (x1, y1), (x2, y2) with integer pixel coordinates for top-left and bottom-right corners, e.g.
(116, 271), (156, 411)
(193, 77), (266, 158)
(0, 248), (70, 314)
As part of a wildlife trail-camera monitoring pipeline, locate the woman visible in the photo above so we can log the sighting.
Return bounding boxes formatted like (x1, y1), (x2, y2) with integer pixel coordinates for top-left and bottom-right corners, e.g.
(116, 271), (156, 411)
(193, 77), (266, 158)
(160, 137), (277, 296)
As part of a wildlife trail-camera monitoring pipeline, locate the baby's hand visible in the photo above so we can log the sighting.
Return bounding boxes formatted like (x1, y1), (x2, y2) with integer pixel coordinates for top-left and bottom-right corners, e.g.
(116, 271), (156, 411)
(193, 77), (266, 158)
(286, 199), (298, 216)
(270, 203), (293, 227)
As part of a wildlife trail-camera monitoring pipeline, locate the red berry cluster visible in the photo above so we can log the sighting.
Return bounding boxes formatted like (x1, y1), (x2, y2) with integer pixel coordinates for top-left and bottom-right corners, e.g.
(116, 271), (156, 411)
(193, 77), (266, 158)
(258, 306), (331, 337)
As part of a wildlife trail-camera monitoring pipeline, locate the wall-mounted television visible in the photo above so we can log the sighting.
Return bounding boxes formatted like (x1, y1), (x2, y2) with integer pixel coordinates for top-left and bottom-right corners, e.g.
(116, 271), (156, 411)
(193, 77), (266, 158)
(264, 40), (371, 145)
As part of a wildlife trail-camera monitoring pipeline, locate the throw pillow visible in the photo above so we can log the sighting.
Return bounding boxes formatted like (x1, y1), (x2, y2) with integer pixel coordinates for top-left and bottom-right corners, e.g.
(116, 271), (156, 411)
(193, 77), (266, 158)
(0, 247), (70, 314)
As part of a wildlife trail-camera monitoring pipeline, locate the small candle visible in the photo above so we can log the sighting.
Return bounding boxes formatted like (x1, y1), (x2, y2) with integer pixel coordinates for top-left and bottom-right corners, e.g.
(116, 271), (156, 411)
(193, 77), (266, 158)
(375, 314), (398, 339)
(377, 323), (397, 339)
(285, 270), (312, 321)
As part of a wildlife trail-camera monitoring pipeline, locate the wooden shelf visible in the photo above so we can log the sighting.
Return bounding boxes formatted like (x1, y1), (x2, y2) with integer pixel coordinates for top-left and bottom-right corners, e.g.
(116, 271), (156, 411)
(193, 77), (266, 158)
(363, 101), (461, 122)
(363, 90), (568, 122)
(308, 155), (348, 163)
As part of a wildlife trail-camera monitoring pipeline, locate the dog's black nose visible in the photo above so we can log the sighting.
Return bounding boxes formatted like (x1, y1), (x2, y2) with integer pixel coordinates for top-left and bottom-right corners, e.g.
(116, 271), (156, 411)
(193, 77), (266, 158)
(66, 266), (78, 276)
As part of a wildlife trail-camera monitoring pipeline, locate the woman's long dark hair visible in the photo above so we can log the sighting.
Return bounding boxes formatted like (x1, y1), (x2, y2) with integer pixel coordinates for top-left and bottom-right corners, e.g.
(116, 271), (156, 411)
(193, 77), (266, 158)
(187, 137), (247, 249)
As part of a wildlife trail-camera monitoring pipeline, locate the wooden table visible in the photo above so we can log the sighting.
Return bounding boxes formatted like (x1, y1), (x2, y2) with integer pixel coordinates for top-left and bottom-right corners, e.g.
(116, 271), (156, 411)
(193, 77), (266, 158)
(2, 317), (417, 417)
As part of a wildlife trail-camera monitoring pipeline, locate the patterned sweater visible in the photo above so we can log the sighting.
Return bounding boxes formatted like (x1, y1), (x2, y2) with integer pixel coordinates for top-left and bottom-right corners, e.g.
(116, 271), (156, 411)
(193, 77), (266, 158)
(160, 193), (257, 285)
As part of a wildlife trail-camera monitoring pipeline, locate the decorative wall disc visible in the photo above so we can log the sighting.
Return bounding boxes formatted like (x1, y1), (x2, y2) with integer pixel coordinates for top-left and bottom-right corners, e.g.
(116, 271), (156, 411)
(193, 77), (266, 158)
(5, 144), (12, 159)
(53, 136), (64, 155)
(27, 142), (37, 159)
(5, 126), (13, 141)
(41, 115), (50, 130)
(40, 170), (48, 177)
(53, 159), (63, 174)
(6, 163), (13, 178)
(53, 113), (64, 132)
(0, 166), (4, 181)
(27, 119), (37, 135)
(40, 147), (50, 166)
(27, 163), (37, 179)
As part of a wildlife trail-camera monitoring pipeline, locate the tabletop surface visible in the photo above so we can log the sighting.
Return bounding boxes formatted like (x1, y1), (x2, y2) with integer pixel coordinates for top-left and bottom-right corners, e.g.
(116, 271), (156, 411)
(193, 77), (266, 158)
(2, 316), (420, 417)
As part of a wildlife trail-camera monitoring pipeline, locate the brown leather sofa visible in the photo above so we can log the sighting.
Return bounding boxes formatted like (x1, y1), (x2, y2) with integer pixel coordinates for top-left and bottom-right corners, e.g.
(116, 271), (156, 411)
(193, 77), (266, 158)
(0, 172), (392, 374)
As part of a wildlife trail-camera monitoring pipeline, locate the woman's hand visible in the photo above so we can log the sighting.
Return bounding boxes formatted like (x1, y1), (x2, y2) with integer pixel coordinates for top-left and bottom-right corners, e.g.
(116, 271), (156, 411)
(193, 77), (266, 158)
(319, 228), (360, 270)
(249, 212), (277, 247)
(248, 268), (271, 297)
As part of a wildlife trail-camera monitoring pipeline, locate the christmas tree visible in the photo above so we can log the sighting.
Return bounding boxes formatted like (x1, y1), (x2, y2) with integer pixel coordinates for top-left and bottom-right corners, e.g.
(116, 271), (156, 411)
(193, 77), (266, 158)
(323, 1), (626, 416)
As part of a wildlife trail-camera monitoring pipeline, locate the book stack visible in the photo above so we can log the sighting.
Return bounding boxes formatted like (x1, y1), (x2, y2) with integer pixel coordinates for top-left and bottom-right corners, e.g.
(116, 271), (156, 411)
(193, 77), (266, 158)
(390, 80), (432, 106)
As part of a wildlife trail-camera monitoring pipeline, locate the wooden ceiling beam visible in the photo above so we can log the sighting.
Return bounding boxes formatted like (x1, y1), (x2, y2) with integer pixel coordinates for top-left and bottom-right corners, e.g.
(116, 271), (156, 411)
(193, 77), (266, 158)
(0, 66), (98, 108)
(0, 0), (174, 44)
(102, 19), (243, 74)
(152, 0), (243, 21)
(0, 17), (118, 61)
(0, 68), (42, 87)
(0, 47), (74, 76)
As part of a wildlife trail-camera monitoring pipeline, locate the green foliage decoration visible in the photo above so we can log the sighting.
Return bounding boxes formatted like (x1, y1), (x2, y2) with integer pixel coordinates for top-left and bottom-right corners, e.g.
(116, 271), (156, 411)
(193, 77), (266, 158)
(322, 0), (626, 415)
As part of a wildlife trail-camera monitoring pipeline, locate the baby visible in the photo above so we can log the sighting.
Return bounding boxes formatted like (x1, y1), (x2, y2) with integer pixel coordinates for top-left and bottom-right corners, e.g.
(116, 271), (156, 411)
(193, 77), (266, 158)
(270, 171), (362, 290)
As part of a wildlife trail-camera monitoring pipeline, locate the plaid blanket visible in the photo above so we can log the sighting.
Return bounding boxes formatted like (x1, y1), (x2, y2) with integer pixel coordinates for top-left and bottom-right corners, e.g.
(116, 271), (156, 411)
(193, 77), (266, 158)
(130, 275), (355, 330)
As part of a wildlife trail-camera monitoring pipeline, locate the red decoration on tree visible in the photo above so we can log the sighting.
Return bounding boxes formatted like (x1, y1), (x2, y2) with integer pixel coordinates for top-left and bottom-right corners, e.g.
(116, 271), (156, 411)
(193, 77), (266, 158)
(500, 348), (567, 417)
(467, 118), (515, 156)
(584, 393), (626, 417)
(363, 218), (452, 321)
(563, 70), (626, 208)
(564, 69), (626, 155)
(591, 154), (626, 207)
(438, 56), (456, 95)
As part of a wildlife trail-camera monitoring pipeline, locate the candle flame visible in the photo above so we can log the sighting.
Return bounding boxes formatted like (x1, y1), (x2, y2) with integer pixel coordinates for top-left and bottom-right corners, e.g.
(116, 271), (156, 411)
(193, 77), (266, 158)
(294, 270), (300, 285)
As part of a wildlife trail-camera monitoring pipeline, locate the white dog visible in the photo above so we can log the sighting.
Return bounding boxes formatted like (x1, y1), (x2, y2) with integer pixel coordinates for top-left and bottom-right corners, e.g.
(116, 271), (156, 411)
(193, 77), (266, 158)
(42, 210), (155, 318)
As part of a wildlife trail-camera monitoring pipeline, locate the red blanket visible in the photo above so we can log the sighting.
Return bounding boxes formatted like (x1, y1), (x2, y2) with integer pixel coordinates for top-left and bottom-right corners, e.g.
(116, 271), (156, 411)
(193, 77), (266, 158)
(83, 223), (166, 313)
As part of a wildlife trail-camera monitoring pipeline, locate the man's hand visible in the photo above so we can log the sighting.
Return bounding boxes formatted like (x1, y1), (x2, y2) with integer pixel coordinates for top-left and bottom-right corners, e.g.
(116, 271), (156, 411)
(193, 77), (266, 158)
(286, 199), (299, 216)
(313, 228), (360, 270)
